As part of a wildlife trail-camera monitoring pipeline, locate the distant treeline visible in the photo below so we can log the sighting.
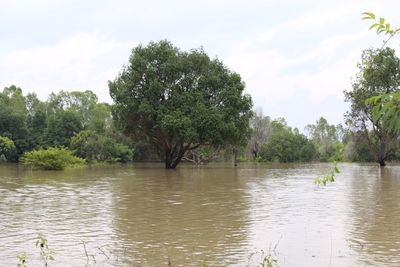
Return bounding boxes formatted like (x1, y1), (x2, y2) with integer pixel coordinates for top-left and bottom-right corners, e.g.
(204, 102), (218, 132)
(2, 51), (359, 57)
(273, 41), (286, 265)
(246, 109), (399, 164)
(0, 86), (145, 163)
(0, 85), (398, 165)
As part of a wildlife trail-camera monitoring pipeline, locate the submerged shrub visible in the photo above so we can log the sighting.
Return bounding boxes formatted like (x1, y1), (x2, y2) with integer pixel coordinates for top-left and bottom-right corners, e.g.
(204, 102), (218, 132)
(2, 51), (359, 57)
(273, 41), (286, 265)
(21, 147), (85, 170)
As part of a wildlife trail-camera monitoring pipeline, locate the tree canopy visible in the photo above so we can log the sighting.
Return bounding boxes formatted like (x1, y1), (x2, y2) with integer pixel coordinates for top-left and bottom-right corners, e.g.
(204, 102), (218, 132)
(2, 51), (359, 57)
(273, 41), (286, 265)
(344, 48), (400, 166)
(109, 40), (253, 168)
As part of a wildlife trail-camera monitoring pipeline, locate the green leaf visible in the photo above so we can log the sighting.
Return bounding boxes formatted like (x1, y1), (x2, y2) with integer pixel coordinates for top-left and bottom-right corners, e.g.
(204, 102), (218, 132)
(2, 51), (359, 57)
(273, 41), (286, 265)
(362, 12), (375, 20)
(377, 27), (386, 34)
(369, 23), (380, 30)
(369, 12), (376, 19)
(380, 17), (385, 24)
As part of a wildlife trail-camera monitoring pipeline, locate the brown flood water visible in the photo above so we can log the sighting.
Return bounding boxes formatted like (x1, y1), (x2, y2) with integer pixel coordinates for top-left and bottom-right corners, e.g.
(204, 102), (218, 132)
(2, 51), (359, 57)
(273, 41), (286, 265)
(0, 162), (400, 266)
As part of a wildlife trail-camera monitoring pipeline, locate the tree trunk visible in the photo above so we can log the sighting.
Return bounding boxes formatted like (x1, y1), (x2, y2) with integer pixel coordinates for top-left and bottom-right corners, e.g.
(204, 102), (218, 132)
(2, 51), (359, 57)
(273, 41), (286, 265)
(252, 149), (258, 159)
(377, 139), (387, 167)
(165, 148), (174, 169)
(378, 158), (386, 167)
(164, 145), (185, 169)
(233, 146), (238, 166)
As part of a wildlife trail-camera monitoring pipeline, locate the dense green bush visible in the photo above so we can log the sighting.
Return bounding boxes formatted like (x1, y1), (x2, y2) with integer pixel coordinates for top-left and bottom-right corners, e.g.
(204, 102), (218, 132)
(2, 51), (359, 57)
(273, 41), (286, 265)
(21, 147), (85, 170)
(70, 130), (133, 163)
(259, 119), (318, 163)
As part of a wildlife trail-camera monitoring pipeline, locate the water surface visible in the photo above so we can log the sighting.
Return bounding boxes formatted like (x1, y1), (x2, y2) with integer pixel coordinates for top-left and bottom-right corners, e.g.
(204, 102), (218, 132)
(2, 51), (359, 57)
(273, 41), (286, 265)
(0, 163), (399, 266)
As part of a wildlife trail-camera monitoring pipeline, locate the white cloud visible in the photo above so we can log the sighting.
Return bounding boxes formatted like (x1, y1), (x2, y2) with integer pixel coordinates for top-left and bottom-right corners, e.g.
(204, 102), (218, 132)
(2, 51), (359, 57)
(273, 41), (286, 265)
(1, 0), (399, 128)
(0, 33), (135, 102)
(227, 32), (368, 103)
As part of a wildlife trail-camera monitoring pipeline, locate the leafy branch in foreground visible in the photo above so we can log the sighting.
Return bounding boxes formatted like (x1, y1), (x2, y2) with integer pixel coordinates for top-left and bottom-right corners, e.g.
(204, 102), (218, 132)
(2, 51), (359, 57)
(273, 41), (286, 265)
(314, 162), (340, 186)
(362, 12), (400, 47)
(361, 13), (400, 166)
(366, 92), (400, 135)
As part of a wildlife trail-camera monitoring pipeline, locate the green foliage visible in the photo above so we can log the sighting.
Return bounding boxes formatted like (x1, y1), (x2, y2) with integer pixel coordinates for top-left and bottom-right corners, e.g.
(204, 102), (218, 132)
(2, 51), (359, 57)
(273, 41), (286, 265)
(46, 90), (113, 131)
(46, 110), (83, 147)
(366, 92), (400, 135)
(0, 86), (130, 165)
(305, 117), (344, 162)
(342, 12), (400, 165)
(87, 103), (112, 134)
(0, 136), (16, 162)
(344, 48), (400, 166)
(109, 40), (253, 168)
(21, 147), (85, 170)
(314, 162), (340, 186)
(27, 110), (48, 149)
(362, 12), (399, 45)
(0, 86), (29, 160)
(329, 143), (344, 162)
(70, 130), (133, 163)
(259, 118), (317, 163)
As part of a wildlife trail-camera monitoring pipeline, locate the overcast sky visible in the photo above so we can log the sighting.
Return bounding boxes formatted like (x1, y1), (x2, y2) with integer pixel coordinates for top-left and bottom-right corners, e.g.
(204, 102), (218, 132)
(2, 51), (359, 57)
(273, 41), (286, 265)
(1, 0), (399, 130)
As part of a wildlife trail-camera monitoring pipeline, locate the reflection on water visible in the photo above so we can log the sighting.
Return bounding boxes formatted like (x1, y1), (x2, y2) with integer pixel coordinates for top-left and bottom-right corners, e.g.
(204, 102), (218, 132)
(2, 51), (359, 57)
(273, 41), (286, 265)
(348, 166), (400, 266)
(0, 163), (400, 266)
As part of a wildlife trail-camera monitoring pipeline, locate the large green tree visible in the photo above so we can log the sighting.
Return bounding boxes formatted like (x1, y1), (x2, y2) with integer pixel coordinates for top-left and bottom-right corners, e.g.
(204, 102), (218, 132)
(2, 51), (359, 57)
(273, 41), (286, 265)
(344, 48), (400, 166)
(109, 40), (253, 168)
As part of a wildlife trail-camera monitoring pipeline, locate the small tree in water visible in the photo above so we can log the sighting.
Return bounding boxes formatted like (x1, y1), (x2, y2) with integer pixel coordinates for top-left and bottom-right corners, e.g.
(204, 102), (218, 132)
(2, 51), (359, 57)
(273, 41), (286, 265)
(109, 40), (253, 169)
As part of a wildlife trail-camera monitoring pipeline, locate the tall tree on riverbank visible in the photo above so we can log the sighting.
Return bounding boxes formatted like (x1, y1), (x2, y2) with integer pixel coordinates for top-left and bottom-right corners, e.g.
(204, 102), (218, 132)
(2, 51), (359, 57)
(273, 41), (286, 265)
(109, 40), (253, 169)
(248, 108), (271, 159)
(362, 12), (400, 139)
(344, 48), (400, 166)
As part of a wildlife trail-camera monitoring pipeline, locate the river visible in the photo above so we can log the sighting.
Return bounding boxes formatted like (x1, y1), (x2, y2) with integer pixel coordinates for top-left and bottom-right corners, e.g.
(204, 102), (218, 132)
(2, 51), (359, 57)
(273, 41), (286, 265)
(0, 163), (399, 266)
